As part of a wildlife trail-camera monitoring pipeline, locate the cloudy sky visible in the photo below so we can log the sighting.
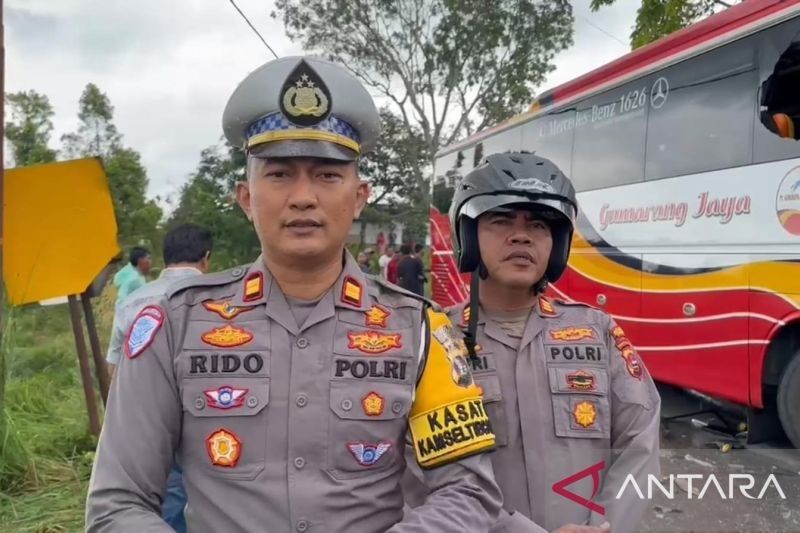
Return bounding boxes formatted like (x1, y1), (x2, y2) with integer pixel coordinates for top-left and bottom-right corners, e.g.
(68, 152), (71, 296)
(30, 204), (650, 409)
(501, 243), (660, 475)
(5, 0), (638, 205)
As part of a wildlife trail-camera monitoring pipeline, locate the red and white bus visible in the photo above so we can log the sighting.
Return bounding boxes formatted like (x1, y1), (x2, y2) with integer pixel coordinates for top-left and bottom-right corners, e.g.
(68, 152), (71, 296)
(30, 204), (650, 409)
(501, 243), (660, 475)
(430, 0), (800, 446)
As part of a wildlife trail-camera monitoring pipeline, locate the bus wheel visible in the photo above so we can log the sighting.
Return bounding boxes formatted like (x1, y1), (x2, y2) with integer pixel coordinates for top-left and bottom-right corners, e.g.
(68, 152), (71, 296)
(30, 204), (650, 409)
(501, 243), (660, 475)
(777, 349), (800, 448)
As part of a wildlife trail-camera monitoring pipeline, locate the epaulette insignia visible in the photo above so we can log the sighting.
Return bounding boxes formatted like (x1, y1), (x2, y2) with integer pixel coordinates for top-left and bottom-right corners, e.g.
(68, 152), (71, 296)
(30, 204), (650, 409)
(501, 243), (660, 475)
(243, 272), (264, 302)
(364, 304), (390, 328)
(461, 306), (471, 327)
(539, 296), (556, 316)
(341, 276), (362, 307)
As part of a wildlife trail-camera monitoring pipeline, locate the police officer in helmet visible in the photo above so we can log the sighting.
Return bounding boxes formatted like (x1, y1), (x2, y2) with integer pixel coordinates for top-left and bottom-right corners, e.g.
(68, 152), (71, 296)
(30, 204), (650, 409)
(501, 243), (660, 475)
(86, 56), (502, 532)
(407, 151), (661, 532)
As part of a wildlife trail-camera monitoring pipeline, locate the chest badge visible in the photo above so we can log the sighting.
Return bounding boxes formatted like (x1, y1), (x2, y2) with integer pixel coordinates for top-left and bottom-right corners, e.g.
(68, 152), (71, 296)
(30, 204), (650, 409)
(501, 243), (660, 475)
(362, 391), (385, 416)
(573, 401), (598, 428)
(550, 327), (596, 342)
(202, 325), (254, 348)
(204, 386), (248, 409)
(566, 370), (597, 391)
(347, 330), (402, 354)
(347, 441), (392, 466)
(364, 305), (390, 328)
(203, 300), (254, 320)
(207, 429), (242, 467)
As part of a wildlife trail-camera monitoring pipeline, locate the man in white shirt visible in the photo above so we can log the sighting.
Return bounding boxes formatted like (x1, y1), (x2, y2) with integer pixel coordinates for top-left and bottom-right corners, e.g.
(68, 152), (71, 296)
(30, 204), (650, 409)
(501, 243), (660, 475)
(378, 245), (395, 280)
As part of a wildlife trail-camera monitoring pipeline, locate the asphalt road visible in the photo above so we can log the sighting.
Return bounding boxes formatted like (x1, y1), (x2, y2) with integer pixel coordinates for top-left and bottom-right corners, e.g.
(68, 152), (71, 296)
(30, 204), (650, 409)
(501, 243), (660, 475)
(637, 385), (800, 532)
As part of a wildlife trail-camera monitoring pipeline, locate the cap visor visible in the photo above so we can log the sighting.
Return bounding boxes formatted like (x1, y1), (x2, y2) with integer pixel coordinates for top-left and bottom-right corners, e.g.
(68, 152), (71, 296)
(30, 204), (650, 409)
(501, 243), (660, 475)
(248, 140), (358, 161)
(462, 194), (576, 222)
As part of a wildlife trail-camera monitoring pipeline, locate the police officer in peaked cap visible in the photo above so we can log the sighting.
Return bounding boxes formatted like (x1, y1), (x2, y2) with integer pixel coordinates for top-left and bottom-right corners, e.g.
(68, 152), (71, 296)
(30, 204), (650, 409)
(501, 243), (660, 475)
(403, 152), (661, 533)
(86, 56), (502, 532)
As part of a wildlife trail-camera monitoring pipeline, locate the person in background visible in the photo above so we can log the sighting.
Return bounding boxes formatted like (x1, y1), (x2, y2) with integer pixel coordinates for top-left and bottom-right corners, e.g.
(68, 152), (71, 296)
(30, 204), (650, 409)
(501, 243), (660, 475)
(397, 243), (425, 296)
(387, 243), (407, 284)
(357, 251), (371, 273)
(378, 245), (395, 280)
(113, 247), (152, 306)
(104, 224), (213, 533)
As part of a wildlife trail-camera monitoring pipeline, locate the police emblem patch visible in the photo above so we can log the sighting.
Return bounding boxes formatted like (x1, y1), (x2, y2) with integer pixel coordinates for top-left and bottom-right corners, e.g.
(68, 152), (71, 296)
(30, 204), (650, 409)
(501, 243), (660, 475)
(204, 386), (248, 409)
(207, 428), (242, 467)
(432, 325), (474, 388)
(550, 327), (596, 342)
(125, 306), (164, 359)
(573, 401), (597, 428)
(203, 300), (254, 320)
(347, 441), (392, 466)
(621, 346), (644, 380)
(279, 59), (332, 127)
(364, 305), (390, 328)
(566, 370), (596, 391)
(362, 391), (385, 416)
(202, 325), (254, 348)
(347, 330), (402, 354)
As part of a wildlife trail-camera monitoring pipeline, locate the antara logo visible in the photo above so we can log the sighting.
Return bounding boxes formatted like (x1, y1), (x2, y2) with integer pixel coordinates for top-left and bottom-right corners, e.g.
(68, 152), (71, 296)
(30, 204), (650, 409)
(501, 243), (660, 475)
(552, 460), (606, 515)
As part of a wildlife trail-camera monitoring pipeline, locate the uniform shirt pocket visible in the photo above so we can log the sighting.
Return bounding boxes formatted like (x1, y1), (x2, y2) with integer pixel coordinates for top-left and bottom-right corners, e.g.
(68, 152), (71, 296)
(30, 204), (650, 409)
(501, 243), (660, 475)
(180, 376), (269, 480)
(547, 366), (610, 440)
(326, 380), (411, 480)
(474, 373), (508, 447)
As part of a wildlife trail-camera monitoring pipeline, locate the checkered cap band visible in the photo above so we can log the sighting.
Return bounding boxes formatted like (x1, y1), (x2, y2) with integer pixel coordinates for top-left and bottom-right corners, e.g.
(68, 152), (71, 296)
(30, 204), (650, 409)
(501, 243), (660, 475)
(246, 112), (361, 145)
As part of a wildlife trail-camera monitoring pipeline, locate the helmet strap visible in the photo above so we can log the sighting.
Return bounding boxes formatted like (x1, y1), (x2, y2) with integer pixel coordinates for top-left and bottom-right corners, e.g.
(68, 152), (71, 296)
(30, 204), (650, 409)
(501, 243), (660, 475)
(464, 270), (481, 364)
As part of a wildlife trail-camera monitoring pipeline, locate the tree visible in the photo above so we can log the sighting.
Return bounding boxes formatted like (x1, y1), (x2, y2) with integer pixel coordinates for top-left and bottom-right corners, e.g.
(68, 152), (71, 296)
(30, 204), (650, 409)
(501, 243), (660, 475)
(359, 108), (430, 244)
(167, 143), (260, 269)
(590, 0), (740, 49)
(272, 0), (574, 202)
(61, 83), (162, 247)
(4, 90), (57, 166)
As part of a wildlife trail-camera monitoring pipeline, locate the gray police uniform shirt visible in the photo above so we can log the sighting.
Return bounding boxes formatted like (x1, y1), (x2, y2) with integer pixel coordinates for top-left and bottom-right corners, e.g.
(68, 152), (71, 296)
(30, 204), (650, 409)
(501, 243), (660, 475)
(404, 296), (661, 533)
(106, 267), (203, 366)
(86, 253), (502, 532)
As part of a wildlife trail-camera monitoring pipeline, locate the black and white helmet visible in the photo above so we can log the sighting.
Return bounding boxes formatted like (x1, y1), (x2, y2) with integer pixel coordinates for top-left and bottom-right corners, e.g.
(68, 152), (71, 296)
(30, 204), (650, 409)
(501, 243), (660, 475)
(448, 151), (578, 284)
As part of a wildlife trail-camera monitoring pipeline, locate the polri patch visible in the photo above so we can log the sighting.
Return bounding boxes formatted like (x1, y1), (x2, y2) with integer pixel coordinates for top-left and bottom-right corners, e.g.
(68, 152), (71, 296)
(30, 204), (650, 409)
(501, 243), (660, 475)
(202, 325), (254, 348)
(432, 324), (473, 387)
(207, 428), (242, 467)
(621, 346), (644, 380)
(347, 330), (402, 354)
(347, 441), (391, 466)
(204, 386), (248, 409)
(125, 306), (164, 359)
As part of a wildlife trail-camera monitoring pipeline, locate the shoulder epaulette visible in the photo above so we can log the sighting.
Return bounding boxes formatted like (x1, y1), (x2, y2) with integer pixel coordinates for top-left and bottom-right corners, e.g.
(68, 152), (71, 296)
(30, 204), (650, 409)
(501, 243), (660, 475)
(166, 265), (249, 299)
(372, 277), (439, 310)
(553, 298), (600, 311)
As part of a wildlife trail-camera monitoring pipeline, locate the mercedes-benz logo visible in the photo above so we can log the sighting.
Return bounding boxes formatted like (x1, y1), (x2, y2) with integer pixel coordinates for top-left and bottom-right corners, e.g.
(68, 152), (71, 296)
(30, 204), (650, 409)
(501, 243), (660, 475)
(650, 77), (669, 109)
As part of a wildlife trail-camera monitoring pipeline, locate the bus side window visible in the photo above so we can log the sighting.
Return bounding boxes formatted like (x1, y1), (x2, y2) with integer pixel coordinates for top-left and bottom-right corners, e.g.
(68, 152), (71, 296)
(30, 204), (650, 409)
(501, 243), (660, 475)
(756, 20), (800, 163)
(644, 36), (756, 181)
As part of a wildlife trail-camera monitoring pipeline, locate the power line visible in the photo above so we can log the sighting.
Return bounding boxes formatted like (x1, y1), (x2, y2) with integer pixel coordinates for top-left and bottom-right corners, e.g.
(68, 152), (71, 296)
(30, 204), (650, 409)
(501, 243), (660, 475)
(228, 0), (279, 59)
(579, 15), (629, 50)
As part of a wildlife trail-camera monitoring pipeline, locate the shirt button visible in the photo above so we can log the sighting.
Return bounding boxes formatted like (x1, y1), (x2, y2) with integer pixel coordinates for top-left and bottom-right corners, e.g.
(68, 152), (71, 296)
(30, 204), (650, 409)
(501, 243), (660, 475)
(296, 519), (309, 532)
(296, 337), (309, 349)
(392, 401), (403, 414)
(194, 398), (205, 410)
(341, 399), (352, 411)
(247, 396), (258, 408)
(294, 457), (306, 469)
(296, 394), (308, 407)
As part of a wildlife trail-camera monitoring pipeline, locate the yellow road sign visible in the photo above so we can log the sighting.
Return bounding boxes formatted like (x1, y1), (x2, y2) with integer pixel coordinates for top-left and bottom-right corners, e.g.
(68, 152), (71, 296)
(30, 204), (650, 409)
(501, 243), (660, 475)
(3, 157), (121, 305)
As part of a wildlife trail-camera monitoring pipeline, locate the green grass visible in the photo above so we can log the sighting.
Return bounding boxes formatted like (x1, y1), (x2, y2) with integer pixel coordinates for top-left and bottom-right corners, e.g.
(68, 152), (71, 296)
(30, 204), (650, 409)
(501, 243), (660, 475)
(1, 293), (114, 532)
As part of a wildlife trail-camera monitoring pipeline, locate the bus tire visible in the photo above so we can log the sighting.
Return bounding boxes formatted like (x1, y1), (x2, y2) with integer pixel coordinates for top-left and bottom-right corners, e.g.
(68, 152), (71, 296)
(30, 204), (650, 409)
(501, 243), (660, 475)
(777, 349), (800, 449)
